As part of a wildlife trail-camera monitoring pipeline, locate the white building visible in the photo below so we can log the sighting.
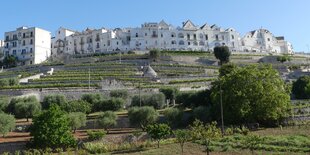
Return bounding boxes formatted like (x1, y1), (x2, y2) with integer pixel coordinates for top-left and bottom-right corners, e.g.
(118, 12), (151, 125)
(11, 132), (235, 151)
(3, 27), (51, 65)
(51, 20), (293, 56)
(0, 40), (4, 57)
(242, 29), (293, 54)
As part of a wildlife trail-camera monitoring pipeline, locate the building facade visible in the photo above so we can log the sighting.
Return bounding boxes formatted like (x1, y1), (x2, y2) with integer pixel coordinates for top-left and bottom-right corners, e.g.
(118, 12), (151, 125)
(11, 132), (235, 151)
(3, 27), (51, 65)
(0, 40), (4, 57)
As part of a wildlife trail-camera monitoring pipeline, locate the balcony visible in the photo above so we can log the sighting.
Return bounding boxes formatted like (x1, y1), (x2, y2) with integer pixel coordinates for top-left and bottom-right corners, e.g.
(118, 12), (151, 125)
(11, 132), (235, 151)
(151, 35), (158, 38)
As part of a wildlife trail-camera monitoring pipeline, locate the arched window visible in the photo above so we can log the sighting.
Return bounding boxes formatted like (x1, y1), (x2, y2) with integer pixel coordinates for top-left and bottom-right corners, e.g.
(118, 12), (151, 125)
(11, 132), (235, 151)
(178, 33), (184, 38)
(199, 41), (204, 46)
(171, 40), (176, 45)
(179, 40), (184, 45)
(193, 41), (198, 46)
(171, 32), (176, 38)
(199, 33), (204, 39)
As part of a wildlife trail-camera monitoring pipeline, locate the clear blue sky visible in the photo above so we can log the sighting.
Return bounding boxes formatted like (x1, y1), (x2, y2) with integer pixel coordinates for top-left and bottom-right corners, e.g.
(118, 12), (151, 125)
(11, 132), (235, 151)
(1, 0), (309, 52)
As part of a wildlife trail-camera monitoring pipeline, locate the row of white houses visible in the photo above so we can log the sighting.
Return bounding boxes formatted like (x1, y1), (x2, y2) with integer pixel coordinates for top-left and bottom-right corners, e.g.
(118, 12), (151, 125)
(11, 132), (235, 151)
(1, 20), (293, 65)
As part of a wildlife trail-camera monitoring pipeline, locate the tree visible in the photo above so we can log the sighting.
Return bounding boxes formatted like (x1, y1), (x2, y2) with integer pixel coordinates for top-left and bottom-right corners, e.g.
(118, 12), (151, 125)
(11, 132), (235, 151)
(67, 112), (87, 133)
(193, 106), (211, 123)
(149, 49), (161, 62)
(0, 113), (15, 137)
(110, 89), (129, 100)
(0, 96), (9, 112)
(277, 55), (291, 63)
(29, 105), (76, 149)
(292, 76), (310, 99)
(131, 93), (165, 109)
(163, 108), (184, 127)
(3, 55), (17, 68)
(128, 106), (159, 130)
(95, 98), (125, 112)
(243, 134), (262, 155)
(97, 111), (118, 133)
(211, 65), (291, 125)
(174, 129), (190, 154)
(61, 100), (92, 114)
(81, 93), (104, 105)
(213, 46), (231, 65)
(146, 123), (171, 148)
(14, 96), (41, 121)
(219, 63), (237, 77)
(42, 94), (67, 110)
(159, 87), (179, 106)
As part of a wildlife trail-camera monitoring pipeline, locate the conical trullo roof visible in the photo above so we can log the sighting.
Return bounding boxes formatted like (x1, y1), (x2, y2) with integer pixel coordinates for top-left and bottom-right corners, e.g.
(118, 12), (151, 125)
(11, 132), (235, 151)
(143, 65), (157, 78)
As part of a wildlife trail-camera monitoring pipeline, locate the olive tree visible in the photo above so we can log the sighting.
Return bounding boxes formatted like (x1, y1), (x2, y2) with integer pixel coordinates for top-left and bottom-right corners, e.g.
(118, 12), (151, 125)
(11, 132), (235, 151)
(0, 113), (15, 137)
(174, 129), (191, 154)
(97, 111), (118, 133)
(128, 106), (159, 130)
(67, 112), (87, 133)
(292, 76), (310, 99)
(12, 96), (41, 121)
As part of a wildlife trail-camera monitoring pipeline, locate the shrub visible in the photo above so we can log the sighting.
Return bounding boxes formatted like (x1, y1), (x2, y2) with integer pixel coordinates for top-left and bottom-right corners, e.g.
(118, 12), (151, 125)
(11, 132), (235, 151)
(159, 87), (179, 105)
(0, 78), (19, 87)
(0, 113), (15, 137)
(149, 49), (161, 62)
(146, 123), (171, 148)
(67, 112), (87, 133)
(193, 106), (211, 123)
(81, 93), (104, 105)
(87, 130), (107, 141)
(174, 129), (191, 153)
(97, 111), (118, 133)
(292, 76), (310, 99)
(214, 46), (231, 65)
(163, 108), (184, 127)
(110, 89), (129, 100)
(61, 100), (92, 114)
(42, 94), (67, 110)
(176, 89), (211, 108)
(0, 95), (9, 112)
(128, 106), (159, 129)
(131, 93), (165, 109)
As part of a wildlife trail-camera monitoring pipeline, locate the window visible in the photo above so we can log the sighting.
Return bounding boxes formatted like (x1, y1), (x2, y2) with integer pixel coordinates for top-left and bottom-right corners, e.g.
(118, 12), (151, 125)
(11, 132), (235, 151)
(117, 41), (119, 45)
(161, 33), (163, 38)
(23, 33), (26, 38)
(187, 34), (190, 40)
(199, 34), (203, 39)
(199, 41), (204, 46)
(96, 43), (100, 48)
(30, 48), (33, 53)
(30, 32), (33, 37)
(193, 34), (197, 40)
(171, 33), (176, 37)
(13, 50), (16, 55)
(188, 42), (191, 45)
(30, 61), (32, 65)
(222, 36), (224, 40)
(171, 40), (176, 45)
(179, 40), (184, 45)
(216, 35), (219, 40)
(267, 38), (270, 41)
(13, 34), (17, 40)
(30, 39), (33, 45)
(231, 35), (235, 40)
(135, 33), (138, 37)
(5, 36), (9, 41)
(145, 33), (147, 36)
(193, 41), (198, 46)
(205, 35), (208, 40)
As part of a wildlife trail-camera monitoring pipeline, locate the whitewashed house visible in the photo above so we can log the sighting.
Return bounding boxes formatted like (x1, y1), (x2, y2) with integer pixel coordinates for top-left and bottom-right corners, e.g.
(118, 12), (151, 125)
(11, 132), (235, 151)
(3, 27), (51, 65)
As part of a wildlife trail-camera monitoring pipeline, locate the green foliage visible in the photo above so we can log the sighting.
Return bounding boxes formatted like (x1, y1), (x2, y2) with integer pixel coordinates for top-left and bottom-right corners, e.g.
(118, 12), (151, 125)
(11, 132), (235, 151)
(128, 106), (159, 129)
(277, 55), (292, 63)
(163, 108), (184, 127)
(292, 76), (310, 99)
(61, 100), (92, 114)
(213, 46), (231, 65)
(0, 78), (19, 87)
(67, 112), (87, 132)
(146, 123), (171, 148)
(219, 63), (237, 77)
(29, 105), (76, 149)
(176, 89), (212, 108)
(97, 111), (118, 132)
(193, 106), (211, 123)
(94, 98), (125, 112)
(131, 93), (165, 109)
(174, 129), (191, 153)
(81, 93), (104, 112)
(242, 134), (262, 154)
(87, 130), (107, 141)
(42, 94), (67, 110)
(0, 95), (9, 112)
(3, 55), (18, 68)
(159, 87), (179, 105)
(0, 113), (15, 137)
(13, 96), (41, 121)
(110, 89), (129, 100)
(149, 49), (161, 62)
(211, 65), (291, 125)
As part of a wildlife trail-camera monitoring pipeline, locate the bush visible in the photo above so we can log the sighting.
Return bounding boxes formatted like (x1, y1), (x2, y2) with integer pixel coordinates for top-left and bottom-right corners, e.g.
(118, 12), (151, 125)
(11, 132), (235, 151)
(128, 106), (159, 129)
(0, 96), (9, 112)
(13, 96), (41, 121)
(61, 100), (92, 114)
(29, 105), (76, 149)
(81, 93), (104, 105)
(292, 76), (310, 99)
(0, 78), (19, 87)
(87, 130), (107, 141)
(97, 111), (118, 132)
(94, 98), (125, 112)
(159, 87), (179, 105)
(214, 46), (231, 65)
(0, 113), (15, 137)
(67, 112), (87, 133)
(42, 94), (67, 110)
(163, 108), (184, 127)
(193, 106), (211, 123)
(131, 93), (165, 109)
(149, 49), (161, 62)
(176, 89), (212, 108)
(110, 90), (129, 100)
